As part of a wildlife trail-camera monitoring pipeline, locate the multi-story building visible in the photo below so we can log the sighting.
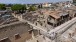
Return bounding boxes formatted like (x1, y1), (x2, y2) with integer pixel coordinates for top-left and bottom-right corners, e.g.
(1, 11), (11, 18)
(39, 9), (69, 27)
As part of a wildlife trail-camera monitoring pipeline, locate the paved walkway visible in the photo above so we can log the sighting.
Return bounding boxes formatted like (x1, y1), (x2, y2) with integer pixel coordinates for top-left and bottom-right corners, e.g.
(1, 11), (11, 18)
(49, 17), (76, 34)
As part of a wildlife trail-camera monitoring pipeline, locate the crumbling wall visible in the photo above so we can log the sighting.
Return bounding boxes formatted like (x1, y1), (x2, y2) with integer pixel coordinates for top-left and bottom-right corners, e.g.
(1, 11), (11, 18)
(0, 23), (31, 40)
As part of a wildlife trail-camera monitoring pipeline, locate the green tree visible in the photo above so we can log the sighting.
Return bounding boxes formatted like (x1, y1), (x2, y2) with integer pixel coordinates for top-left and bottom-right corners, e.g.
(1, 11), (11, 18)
(73, 0), (76, 3)
(29, 6), (36, 11)
(38, 4), (43, 8)
(11, 4), (27, 13)
(0, 4), (6, 10)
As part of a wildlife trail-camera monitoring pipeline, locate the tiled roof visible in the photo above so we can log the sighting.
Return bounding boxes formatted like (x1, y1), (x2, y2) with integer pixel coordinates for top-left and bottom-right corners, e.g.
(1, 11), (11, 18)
(42, 9), (63, 19)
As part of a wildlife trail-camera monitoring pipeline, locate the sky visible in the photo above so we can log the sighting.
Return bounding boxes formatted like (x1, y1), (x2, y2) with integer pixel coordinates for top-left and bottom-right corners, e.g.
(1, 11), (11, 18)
(0, 0), (72, 4)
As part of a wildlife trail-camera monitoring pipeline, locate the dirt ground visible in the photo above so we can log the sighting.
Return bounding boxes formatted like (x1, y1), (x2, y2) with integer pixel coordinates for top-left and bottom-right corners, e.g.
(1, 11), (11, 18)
(11, 32), (32, 42)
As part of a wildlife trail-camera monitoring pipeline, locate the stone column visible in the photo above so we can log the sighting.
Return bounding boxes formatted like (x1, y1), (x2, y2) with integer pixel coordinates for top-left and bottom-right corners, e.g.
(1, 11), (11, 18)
(74, 28), (76, 34)
(68, 33), (72, 38)
(55, 19), (57, 27)
(32, 31), (35, 39)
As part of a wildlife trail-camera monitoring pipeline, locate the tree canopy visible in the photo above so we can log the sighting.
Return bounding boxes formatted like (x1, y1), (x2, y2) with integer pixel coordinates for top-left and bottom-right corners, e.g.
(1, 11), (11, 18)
(29, 6), (36, 11)
(11, 4), (27, 11)
(38, 4), (43, 8)
(0, 4), (6, 10)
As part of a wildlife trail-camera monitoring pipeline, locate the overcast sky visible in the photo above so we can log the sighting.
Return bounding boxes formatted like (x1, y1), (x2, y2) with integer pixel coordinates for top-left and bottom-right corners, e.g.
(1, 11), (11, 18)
(0, 0), (72, 4)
